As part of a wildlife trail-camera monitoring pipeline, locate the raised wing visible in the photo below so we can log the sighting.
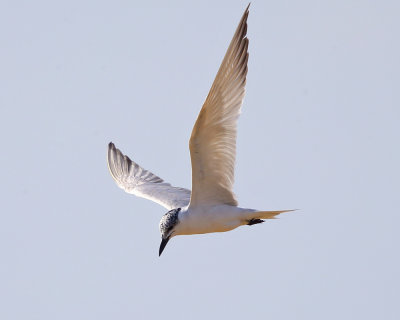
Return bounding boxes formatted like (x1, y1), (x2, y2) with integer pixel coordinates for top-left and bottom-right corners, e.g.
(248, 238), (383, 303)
(107, 143), (191, 210)
(189, 5), (249, 207)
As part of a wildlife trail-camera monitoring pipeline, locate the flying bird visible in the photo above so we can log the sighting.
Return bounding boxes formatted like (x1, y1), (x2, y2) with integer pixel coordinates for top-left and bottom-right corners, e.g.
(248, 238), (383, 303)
(107, 4), (293, 256)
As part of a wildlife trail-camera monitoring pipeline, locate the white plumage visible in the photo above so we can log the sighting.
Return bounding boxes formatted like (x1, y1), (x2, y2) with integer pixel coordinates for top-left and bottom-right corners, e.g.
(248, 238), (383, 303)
(107, 4), (293, 255)
(108, 143), (190, 210)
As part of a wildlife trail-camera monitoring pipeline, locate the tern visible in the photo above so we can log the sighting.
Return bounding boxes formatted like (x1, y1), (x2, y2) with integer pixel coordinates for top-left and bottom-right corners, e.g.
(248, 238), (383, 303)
(107, 4), (293, 256)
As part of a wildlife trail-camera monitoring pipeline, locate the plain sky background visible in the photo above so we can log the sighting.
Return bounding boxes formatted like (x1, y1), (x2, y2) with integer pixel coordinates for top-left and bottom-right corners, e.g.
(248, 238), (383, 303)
(1, 0), (399, 319)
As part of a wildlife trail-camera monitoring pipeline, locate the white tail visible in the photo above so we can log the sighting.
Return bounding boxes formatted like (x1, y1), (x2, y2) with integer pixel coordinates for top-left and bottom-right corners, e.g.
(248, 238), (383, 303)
(251, 209), (295, 220)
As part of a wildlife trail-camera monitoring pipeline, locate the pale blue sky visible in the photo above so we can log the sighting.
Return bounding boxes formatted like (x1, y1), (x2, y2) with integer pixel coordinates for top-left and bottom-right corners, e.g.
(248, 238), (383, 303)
(1, 1), (399, 319)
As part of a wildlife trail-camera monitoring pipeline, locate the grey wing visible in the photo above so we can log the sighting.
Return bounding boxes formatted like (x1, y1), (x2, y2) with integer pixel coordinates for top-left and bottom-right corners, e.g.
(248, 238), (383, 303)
(189, 5), (249, 207)
(107, 143), (191, 210)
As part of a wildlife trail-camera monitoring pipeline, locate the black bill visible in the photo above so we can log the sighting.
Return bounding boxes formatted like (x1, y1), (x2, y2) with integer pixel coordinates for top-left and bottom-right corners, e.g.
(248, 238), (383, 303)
(159, 237), (170, 256)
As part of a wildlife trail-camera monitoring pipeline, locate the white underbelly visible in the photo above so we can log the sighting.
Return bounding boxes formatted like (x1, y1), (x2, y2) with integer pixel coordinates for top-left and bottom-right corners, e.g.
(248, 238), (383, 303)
(176, 205), (251, 235)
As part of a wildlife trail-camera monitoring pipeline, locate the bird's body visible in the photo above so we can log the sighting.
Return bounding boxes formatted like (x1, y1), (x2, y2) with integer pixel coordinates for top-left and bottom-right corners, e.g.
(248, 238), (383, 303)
(107, 4), (293, 255)
(176, 205), (251, 235)
(174, 205), (289, 235)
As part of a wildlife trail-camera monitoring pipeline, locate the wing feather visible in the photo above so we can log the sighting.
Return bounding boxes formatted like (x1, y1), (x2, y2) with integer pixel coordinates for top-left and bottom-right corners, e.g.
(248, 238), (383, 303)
(189, 5), (250, 207)
(107, 143), (191, 210)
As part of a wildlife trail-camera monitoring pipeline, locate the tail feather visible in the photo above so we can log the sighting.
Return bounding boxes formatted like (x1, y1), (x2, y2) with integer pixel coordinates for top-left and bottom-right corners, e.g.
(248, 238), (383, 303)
(251, 209), (295, 220)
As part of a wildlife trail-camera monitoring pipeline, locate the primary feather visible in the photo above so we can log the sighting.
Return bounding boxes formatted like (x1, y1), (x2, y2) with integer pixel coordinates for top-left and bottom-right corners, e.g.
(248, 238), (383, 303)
(107, 142), (191, 210)
(189, 5), (249, 208)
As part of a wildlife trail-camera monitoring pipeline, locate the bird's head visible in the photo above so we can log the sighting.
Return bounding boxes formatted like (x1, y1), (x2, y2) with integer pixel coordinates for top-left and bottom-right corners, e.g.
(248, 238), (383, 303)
(158, 208), (181, 256)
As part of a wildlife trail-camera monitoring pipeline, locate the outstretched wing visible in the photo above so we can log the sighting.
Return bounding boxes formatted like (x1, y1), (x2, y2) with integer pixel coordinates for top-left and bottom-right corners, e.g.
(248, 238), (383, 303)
(189, 5), (250, 207)
(107, 143), (191, 210)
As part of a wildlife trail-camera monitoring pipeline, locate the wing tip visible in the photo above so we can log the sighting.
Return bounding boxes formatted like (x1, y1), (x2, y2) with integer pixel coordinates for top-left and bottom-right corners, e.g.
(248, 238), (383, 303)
(107, 142), (132, 180)
(243, 3), (251, 22)
(107, 142), (118, 179)
(108, 141), (115, 150)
